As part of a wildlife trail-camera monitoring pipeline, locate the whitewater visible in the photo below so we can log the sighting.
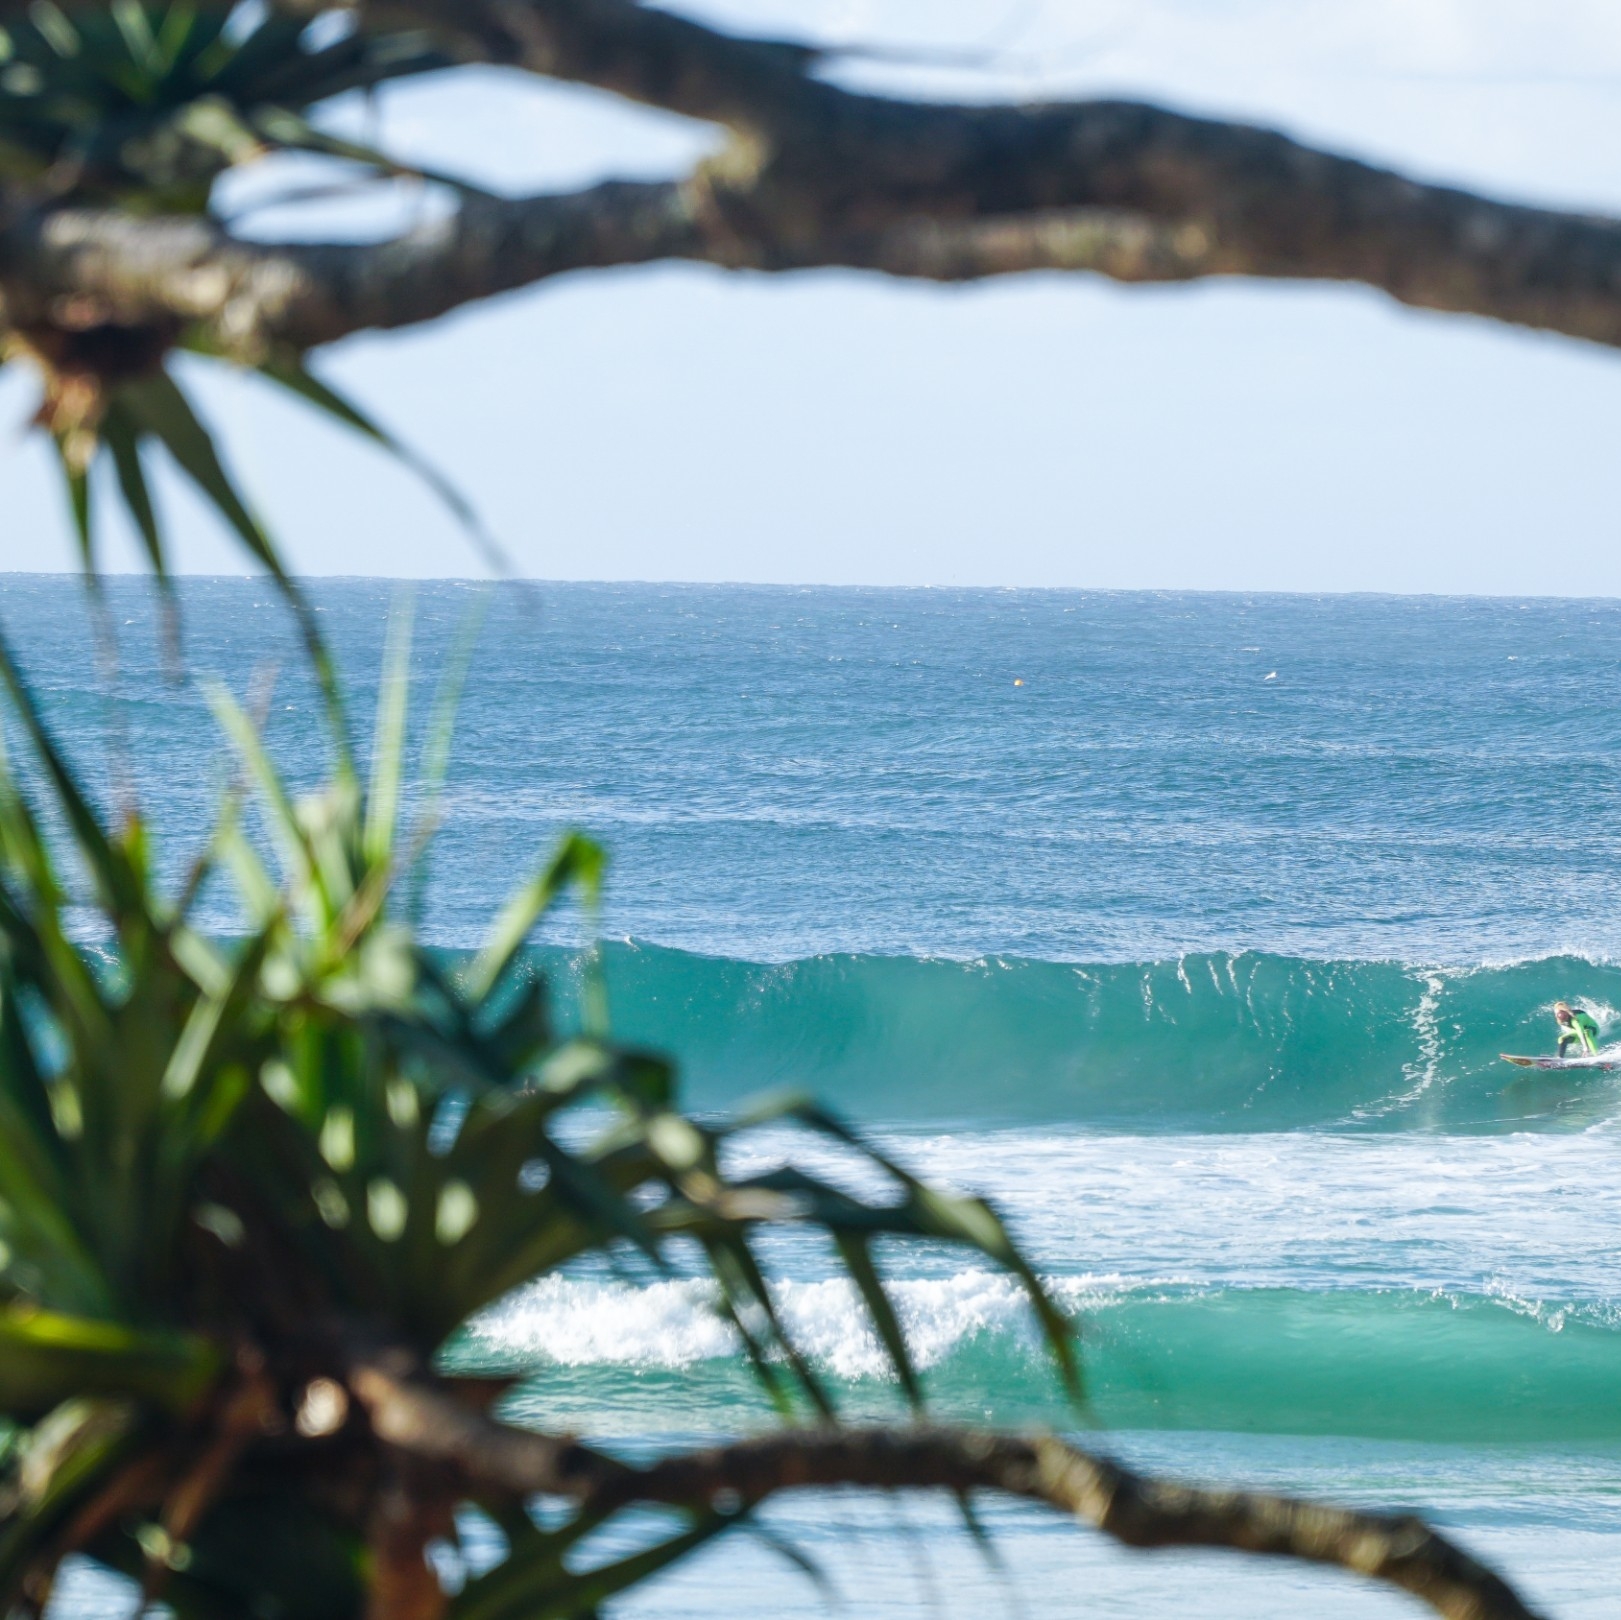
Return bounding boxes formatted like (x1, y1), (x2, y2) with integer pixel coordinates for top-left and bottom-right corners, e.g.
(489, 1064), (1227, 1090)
(9, 576), (1621, 1619)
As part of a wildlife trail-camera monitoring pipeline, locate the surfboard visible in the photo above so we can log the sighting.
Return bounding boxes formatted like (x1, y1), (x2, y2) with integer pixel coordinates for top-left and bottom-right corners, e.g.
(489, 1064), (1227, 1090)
(1500, 1053), (1621, 1072)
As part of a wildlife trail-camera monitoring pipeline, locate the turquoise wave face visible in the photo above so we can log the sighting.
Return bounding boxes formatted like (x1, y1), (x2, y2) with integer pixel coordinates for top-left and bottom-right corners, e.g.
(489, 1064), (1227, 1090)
(458, 1278), (1621, 1445)
(539, 944), (1621, 1132)
(1083, 1289), (1621, 1442)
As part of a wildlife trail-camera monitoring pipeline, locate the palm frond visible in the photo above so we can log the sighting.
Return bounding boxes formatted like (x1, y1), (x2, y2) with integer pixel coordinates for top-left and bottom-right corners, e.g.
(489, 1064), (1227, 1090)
(0, 629), (1079, 1617)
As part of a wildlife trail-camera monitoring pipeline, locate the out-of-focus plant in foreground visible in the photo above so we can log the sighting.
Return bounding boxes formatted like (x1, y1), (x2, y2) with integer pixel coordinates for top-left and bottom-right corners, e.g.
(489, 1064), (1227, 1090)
(0, 610), (1074, 1620)
(0, 1), (480, 606)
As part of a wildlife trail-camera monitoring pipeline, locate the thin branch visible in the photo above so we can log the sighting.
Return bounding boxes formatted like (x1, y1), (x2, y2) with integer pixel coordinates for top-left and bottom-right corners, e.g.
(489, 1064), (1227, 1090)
(350, 1371), (1541, 1620)
(0, 181), (702, 359)
(606, 1429), (1545, 1620)
(855, 208), (1222, 284)
(348, 1361), (620, 1499)
(301, 0), (829, 135)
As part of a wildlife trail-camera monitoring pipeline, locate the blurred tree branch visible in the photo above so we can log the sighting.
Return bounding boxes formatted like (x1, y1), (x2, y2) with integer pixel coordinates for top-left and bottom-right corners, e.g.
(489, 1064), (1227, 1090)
(350, 1362), (1543, 1620)
(5, 0), (1621, 361)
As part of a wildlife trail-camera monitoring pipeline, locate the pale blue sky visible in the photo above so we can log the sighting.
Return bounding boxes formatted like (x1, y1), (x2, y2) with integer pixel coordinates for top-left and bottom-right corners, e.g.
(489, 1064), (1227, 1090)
(4, 0), (1621, 591)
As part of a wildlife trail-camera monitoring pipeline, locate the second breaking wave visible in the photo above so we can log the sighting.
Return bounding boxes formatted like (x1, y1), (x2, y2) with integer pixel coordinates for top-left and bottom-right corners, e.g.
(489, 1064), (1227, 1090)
(463, 1273), (1621, 1443)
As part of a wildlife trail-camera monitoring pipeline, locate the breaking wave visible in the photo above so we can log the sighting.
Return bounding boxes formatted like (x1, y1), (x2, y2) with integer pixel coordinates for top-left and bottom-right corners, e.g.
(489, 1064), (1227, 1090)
(536, 943), (1621, 1131)
(463, 1271), (1621, 1444)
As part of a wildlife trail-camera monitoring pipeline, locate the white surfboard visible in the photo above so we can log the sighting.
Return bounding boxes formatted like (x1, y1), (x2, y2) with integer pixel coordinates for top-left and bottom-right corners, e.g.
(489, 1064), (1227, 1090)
(1500, 1053), (1621, 1072)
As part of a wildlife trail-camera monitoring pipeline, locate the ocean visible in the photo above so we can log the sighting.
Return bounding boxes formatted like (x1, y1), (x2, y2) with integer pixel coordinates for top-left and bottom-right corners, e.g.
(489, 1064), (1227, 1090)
(5, 575), (1620, 1619)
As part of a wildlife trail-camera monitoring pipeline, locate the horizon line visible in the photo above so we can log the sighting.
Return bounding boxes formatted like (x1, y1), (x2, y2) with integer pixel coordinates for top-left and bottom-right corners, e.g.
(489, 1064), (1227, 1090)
(2, 572), (1616, 605)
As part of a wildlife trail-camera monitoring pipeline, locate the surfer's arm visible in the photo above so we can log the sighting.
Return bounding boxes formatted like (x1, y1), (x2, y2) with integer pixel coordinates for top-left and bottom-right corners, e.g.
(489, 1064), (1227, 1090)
(1558, 1031), (1579, 1057)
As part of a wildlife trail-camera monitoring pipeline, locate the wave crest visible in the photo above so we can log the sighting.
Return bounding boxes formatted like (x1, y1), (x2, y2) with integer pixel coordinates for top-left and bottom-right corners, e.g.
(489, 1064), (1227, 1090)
(469, 1270), (1039, 1381)
(465, 1272), (1621, 1443)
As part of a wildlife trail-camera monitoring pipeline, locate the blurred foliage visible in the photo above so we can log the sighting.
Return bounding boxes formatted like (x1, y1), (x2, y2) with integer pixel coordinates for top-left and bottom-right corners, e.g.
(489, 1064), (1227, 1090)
(0, 606), (1075, 1618)
(0, 3), (445, 206)
(0, 3), (484, 604)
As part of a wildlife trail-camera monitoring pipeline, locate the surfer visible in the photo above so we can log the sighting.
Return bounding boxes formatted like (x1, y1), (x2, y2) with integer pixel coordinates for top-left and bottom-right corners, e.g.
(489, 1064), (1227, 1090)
(1554, 1001), (1601, 1058)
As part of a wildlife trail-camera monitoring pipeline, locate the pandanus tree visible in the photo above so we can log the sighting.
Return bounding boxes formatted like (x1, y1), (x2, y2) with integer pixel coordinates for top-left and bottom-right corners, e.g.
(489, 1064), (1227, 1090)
(0, 3), (1593, 1617)
(0, 4), (457, 567)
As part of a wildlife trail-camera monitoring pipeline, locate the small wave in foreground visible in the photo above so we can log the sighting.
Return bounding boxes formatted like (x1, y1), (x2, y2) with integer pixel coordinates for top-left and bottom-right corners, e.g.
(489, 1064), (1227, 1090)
(463, 1272), (1621, 1443)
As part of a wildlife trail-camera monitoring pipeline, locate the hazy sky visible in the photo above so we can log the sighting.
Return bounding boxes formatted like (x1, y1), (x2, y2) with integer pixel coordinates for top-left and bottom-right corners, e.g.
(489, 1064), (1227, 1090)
(5, 0), (1621, 591)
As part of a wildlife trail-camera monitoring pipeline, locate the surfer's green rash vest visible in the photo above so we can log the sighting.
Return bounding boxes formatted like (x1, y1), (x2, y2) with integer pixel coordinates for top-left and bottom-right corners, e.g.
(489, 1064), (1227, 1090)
(1562, 1010), (1601, 1053)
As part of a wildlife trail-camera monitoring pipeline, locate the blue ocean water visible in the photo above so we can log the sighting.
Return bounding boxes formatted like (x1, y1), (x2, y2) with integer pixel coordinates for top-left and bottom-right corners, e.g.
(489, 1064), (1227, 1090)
(6, 576), (1621, 1618)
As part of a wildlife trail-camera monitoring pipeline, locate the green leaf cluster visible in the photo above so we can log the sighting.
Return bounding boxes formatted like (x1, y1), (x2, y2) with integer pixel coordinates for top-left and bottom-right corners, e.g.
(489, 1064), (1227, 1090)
(0, 3), (445, 207)
(0, 3), (494, 614)
(0, 606), (1077, 1618)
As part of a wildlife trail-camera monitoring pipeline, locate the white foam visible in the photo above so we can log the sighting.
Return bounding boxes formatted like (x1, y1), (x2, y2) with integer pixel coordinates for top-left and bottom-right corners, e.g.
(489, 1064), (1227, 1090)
(469, 1269), (1052, 1380)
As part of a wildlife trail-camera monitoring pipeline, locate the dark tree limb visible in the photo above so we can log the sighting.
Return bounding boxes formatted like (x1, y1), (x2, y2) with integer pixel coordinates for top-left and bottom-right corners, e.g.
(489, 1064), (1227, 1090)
(339, 0), (1621, 344)
(0, 181), (703, 358)
(0, 190), (1215, 358)
(611, 1430), (1544, 1620)
(286, 0), (830, 135)
(349, 1361), (620, 1500)
(4, 1), (1621, 357)
(350, 1368), (1543, 1620)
